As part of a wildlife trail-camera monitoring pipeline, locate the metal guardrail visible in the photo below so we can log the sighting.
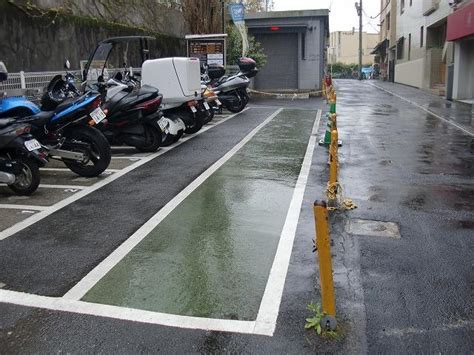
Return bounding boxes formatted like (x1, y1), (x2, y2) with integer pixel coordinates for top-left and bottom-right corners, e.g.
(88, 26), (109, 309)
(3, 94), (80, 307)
(0, 65), (239, 97)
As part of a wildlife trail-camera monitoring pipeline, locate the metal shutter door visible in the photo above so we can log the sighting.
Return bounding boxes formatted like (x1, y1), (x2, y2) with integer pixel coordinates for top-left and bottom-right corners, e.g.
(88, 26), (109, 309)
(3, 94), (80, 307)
(253, 33), (298, 90)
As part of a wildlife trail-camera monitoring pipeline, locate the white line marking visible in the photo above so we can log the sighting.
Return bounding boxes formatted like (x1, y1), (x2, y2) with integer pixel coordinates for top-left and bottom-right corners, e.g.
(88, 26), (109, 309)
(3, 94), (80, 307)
(0, 204), (47, 211)
(40, 184), (87, 190)
(41, 168), (121, 173)
(0, 289), (258, 335)
(110, 156), (144, 160)
(369, 82), (474, 137)
(63, 108), (282, 301)
(1, 184), (86, 190)
(0, 108), (319, 337)
(254, 109), (322, 336)
(0, 108), (249, 241)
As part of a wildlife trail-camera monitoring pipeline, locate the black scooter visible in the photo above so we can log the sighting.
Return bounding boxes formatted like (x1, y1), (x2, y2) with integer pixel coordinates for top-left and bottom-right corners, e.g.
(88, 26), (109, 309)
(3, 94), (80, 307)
(98, 74), (165, 152)
(0, 118), (48, 195)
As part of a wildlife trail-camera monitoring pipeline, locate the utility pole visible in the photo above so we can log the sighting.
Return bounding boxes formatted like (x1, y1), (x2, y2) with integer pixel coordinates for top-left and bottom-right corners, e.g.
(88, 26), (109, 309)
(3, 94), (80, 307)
(221, 0), (225, 33)
(355, 1), (363, 80)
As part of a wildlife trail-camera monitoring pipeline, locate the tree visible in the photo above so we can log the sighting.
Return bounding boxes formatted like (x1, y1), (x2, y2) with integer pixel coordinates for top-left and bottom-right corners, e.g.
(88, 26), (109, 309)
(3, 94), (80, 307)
(242, 0), (274, 12)
(179, 0), (223, 34)
(226, 25), (267, 69)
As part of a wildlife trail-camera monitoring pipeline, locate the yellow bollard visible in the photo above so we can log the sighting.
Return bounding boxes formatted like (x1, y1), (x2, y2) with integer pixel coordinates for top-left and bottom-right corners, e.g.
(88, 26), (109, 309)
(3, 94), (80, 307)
(330, 113), (337, 131)
(313, 201), (337, 330)
(329, 129), (338, 188)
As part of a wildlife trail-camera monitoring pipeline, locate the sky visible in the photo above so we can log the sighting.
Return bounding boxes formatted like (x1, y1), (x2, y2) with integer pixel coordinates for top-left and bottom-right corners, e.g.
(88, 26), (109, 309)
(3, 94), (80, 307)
(272, 0), (381, 33)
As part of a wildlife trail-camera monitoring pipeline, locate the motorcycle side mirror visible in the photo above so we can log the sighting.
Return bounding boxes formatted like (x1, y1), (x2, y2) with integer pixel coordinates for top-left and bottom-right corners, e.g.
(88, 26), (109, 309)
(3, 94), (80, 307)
(64, 60), (71, 70)
(0, 61), (8, 82)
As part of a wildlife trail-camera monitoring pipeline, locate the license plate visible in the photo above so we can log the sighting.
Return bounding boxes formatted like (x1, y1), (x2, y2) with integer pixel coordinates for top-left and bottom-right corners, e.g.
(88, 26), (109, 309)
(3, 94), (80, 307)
(215, 99), (222, 106)
(190, 106), (197, 113)
(24, 139), (42, 152)
(157, 118), (168, 132)
(203, 102), (210, 110)
(90, 107), (106, 124)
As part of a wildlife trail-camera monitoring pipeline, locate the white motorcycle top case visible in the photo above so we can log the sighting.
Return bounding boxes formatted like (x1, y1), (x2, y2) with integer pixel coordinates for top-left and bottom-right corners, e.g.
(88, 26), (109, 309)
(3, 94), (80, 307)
(142, 57), (201, 106)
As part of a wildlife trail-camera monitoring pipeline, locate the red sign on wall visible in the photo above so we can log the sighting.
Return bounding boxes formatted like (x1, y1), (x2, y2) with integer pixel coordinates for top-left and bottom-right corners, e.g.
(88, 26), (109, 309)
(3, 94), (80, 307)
(447, 1), (474, 41)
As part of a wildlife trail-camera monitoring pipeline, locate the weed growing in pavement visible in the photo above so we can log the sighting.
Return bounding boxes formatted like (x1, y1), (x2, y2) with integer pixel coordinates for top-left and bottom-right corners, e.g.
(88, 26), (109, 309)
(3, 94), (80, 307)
(305, 302), (340, 338)
(305, 303), (324, 335)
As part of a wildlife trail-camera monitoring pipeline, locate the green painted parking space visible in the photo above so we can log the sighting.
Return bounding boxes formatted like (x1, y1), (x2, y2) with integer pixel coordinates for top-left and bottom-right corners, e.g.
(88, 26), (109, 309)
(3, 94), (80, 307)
(82, 109), (317, 320)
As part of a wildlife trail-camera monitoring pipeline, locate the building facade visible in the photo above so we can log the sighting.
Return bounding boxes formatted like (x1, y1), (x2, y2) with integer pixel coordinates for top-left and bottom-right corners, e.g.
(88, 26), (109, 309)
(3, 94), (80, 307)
(394, 0), (454, 93)
(328, 31), (379, 65)
(447, 0), (474, 102)
(246, 10), (329, 91)
(371, 0), (398, 81)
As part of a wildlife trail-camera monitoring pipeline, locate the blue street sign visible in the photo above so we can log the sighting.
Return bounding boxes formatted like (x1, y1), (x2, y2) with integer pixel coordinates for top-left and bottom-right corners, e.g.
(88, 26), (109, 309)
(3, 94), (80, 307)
(229, 3), (245, 23)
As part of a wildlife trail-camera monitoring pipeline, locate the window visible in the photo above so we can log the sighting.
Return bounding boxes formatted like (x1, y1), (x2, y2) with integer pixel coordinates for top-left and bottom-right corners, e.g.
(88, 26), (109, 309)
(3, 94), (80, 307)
(401, 0), (405, 14)
(410, 0), (412, 6)
(387, 12), (391, 31)
(420, 26), (424, 47)
(397, 37), (404, 59)
(302, 32), (306, 60)
(408, 33), (411, 60)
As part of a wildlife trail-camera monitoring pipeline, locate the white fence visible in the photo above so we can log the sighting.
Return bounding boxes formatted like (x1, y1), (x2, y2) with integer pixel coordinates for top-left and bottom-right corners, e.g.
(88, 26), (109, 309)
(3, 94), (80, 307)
(1, 65), (240, 97)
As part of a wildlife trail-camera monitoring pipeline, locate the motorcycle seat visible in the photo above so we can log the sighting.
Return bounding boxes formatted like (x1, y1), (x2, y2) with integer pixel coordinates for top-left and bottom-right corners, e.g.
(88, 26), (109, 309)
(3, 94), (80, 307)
(138, 85), (159, 96)
(0, 118), (16, 128)
(28, 111), (54, 126)
(54, 97), (78, 113)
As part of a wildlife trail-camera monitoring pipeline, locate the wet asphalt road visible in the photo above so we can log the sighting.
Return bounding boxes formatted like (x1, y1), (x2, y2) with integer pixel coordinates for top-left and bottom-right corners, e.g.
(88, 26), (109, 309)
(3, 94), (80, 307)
(1, 80), (473, 353)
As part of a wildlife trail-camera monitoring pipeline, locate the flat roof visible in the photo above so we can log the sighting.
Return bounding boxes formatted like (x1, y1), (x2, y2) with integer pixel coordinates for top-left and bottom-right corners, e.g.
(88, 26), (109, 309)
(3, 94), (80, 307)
(246, 9), (329, 20)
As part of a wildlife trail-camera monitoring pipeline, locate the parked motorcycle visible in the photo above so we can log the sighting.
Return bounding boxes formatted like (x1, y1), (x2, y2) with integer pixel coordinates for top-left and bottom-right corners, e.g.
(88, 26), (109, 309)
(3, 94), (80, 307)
(47, 67), (166, 153)
(142, 57), (209, 140)
(203, 58), (258, 113)
(0, 62), (48, 195)
(0, 63), (111, 178)
(97, 73), (165, 152)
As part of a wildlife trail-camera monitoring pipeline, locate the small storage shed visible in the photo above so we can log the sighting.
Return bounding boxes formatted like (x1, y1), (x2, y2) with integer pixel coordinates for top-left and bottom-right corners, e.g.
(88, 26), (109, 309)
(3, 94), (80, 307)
(246, 10), (329, 91)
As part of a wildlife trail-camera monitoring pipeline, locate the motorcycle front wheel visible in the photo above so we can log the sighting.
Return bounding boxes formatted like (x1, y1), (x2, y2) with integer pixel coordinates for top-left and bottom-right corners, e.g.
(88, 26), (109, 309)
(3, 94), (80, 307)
(8, 156), (40, 196)
(63, 126), (111, 177)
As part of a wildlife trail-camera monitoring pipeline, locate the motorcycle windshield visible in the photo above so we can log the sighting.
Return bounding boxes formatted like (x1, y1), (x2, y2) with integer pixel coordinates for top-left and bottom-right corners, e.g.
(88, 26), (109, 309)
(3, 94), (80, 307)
(83, 43), (113, 83)
(83, 39), (150, 84)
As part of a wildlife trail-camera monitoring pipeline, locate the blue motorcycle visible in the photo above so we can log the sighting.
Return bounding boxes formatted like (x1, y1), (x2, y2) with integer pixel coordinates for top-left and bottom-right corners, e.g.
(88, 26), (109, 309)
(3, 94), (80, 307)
(0, 61), (111, 178)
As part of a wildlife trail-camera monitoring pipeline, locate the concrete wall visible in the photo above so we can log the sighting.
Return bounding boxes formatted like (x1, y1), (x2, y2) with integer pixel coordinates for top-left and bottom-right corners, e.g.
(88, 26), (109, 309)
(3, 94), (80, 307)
(298, 17), (325, 90)
(453, 39), (474, 100)
(27, 0), (187, 38)
(0, 1), (186, 72)
(395, 57), (425, 88)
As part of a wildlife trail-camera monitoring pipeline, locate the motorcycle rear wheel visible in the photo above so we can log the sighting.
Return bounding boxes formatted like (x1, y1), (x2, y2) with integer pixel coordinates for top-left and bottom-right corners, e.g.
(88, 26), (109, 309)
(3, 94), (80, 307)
(63, 126), (111, 178)
(225, 94), (246, 113)
(8, 156), (40, 196)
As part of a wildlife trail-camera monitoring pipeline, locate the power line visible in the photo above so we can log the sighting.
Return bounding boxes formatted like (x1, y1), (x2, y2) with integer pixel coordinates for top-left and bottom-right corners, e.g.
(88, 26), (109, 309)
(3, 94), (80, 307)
(365, 0), (390, 19)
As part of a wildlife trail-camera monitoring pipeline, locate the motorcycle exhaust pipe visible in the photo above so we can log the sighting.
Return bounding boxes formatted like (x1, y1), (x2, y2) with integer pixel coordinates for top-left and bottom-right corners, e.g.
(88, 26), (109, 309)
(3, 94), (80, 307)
(49, 148), (85, 161)
(0, 171), (16, 185)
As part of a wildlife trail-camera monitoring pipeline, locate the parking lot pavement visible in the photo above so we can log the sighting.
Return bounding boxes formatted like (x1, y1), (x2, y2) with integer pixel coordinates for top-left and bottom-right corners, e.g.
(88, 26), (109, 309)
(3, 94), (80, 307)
(0, 113), (233, 236)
